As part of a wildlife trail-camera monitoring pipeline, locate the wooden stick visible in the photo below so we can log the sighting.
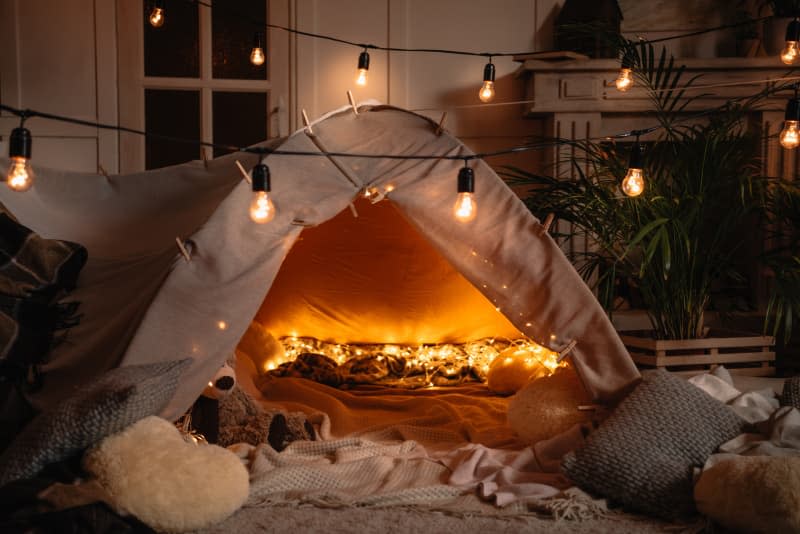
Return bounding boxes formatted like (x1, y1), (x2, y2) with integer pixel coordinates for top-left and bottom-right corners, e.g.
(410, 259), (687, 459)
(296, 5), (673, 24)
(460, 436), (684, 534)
(97, 164), (111, 181)
(435, 112), (448, 136)
(175, 237), (192, 263)
(346, 90), (359, 115)
(301, 109), (314, 135)
(540, 213), (555, 235)
(235, 160), (252, 184)
(557, 339), (577, 362)
(201, 148), (210, 169)
(348, 202), (359, 218)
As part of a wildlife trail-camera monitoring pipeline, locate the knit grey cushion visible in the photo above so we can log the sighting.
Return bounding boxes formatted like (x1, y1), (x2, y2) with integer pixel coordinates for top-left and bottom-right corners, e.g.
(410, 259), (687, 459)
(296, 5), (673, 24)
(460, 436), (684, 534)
(781, 376), (800, 409)
(0, 358), (191, 486)
(562, 369), (745, 520)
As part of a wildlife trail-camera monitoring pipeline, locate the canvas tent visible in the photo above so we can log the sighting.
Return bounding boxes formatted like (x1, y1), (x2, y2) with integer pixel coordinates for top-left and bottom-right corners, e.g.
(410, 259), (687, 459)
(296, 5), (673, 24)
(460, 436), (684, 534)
(0, 104), (640, 421)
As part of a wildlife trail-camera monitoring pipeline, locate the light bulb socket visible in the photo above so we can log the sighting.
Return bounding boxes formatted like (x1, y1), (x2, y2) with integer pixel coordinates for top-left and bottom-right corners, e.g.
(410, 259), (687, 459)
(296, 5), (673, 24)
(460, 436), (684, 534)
(151, 0), (164, 10)
(483, 62), (495, 83)
(253, 31), (264, 49)
(252, 163), (271, 192)
(787, 19), (800, 42)
(457, 167), (475, 193)
(786, 98), (800, 121)
(9, 127), (31, 159)
(628, 141), (644, 169)
(358, 51), (370, 71)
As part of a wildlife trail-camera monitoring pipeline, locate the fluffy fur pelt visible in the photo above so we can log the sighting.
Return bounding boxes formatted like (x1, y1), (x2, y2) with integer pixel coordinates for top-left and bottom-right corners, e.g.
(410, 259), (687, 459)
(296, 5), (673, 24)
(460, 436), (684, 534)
(507, 366), (594, 445)
(218, 384), (315, 450)
(82, 416), (249, 533)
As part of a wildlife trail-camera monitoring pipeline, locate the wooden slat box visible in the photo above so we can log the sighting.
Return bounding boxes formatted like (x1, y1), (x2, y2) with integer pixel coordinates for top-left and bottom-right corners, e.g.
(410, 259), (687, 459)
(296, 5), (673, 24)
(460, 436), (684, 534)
(620, 330), (776, 377)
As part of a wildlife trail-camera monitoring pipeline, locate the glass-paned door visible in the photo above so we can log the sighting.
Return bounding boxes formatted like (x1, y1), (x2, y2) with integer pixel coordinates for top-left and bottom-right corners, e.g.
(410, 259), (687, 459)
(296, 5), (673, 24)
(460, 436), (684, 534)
(118, 0), (289, 172)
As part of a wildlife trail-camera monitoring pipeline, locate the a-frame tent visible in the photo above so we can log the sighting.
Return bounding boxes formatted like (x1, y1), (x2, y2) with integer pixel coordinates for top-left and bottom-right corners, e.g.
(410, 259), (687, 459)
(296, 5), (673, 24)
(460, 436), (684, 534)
(0, 104), (640, 420)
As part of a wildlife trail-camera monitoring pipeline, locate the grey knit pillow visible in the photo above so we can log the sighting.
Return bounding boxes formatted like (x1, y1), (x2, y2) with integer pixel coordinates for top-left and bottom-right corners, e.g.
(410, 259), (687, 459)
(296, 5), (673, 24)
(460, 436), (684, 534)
(781, 376), (800, 409)
(0, 358), (191, 486)
(562, 369), (745, 520)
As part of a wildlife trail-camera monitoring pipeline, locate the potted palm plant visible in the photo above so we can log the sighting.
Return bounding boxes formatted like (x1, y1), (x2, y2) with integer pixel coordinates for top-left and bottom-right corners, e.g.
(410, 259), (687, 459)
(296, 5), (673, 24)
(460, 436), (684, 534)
(503, 40), (783, 374)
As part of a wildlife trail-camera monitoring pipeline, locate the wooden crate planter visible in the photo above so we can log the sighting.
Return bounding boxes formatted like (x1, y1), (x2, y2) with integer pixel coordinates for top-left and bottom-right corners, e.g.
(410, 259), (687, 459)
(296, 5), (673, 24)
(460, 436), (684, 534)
(620, 330), (776, 377)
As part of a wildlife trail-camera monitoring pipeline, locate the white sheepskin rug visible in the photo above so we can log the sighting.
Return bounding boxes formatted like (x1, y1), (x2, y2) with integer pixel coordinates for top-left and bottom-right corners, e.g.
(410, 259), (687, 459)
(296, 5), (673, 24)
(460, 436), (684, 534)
(507, 366), (593, 445)
(83, 416), (249, 533)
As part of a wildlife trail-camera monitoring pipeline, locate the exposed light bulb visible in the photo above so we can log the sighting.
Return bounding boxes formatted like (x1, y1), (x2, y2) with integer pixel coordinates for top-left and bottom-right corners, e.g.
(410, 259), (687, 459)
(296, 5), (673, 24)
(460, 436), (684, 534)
(250, 32), (265, 66)
(783, 19), (800, 65)
(615, 67), (633, 91)
(250, 47), (265, 66)
(149, 6), (165, 28)
(7, 127), (33, 192)
(479, 62), (496, 103)
(453, 192), (477, 222)
(622, 140), (644, 197)
(356, 50), (370, 87)
(249, 163), (275, 223)
(782, 42), (799, 64)
(249, 191), (275, 223)
(781, 120), (800, 149)
(454, 166), (477, 222)
(781, 98), (800, 149)
(479, 81), (495, 103)
(621, 168), (644, 197)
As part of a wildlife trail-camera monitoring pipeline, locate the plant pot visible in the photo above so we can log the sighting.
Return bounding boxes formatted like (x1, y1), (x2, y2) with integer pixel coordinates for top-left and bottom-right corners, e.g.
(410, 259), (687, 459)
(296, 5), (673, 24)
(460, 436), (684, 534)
(620, 329), (776, 376)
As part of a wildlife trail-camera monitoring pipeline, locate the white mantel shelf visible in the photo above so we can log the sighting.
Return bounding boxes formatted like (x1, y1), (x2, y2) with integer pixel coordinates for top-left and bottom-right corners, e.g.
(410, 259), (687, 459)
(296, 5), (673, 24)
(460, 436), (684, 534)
(513, 54), (800, 116)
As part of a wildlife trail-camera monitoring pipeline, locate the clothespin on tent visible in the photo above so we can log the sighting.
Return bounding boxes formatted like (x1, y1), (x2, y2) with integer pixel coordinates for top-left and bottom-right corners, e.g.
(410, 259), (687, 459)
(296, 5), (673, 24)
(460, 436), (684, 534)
(235, 160), (252, 184)
(348, 203), (359, 218)
(346, 90), (359, 116)
(435, 112), (448, 136)
(301, 109), (314, 136)
(556, 339), (577, 363)
(175, 237), (192, 263)
(540, 213), (555, 235)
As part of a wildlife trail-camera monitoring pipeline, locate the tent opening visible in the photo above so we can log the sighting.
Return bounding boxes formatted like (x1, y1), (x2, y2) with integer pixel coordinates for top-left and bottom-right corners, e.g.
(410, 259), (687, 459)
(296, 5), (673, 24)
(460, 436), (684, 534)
(238, 196), (562, 387)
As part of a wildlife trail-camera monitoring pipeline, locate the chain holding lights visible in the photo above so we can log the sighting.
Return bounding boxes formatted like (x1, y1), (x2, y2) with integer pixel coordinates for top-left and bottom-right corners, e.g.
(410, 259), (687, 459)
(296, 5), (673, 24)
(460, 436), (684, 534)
(622, 135), (645, 197)
(146, 0), (777, 104)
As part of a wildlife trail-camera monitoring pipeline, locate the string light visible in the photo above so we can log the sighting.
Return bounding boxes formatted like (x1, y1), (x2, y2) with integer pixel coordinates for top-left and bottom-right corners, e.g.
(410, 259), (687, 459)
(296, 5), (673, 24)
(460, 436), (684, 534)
(250, 32), (265, 66)
(6, 119), (34, 192)
(454, 162), (477, 222)
(782, 18), (800, 65)
(479, 59), (496, 103)
(615, 54), (634, 92)
(148, 0), (165, 28)
(781, 93), (800, 150)
(249, 161), (275, 223)
(355, 49), (370, 87)
(621, 137), (645, 197)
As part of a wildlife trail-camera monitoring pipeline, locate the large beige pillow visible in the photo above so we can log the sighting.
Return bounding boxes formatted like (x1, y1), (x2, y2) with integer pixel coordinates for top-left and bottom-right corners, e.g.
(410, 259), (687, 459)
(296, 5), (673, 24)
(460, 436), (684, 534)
(695, 456), (800, 533)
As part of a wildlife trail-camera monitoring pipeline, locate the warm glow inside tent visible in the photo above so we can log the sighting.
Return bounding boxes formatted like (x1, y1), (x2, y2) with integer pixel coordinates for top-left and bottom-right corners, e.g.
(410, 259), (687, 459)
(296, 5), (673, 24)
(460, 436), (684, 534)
(256, 197), (521, 346)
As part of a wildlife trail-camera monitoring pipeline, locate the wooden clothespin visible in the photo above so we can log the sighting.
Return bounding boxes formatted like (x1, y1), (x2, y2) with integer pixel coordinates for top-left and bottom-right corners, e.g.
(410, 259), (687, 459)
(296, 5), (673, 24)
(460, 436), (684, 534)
(235, 160), (252, 184)
(557, 339), (577, 363)
(175, 237), (192, 263)
(301, 109), (314, 136)
(435, 112), (448, 136)
(540, 213), (555, 235)
(346, 90), (359, 116)
(348, 202), (359, 218)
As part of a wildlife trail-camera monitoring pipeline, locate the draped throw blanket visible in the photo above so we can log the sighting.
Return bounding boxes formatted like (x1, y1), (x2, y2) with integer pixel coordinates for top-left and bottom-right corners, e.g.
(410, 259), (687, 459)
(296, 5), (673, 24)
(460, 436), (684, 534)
(0, 213), (87, 388)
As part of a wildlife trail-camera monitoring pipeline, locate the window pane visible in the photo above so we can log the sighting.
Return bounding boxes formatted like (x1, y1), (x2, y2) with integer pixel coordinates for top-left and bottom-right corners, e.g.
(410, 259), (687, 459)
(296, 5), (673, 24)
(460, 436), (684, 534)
(145, 89), (201, 169)
(144, 1), (200, 78)
(212, 0), (268, 80)
(212, 91), (268, 157)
